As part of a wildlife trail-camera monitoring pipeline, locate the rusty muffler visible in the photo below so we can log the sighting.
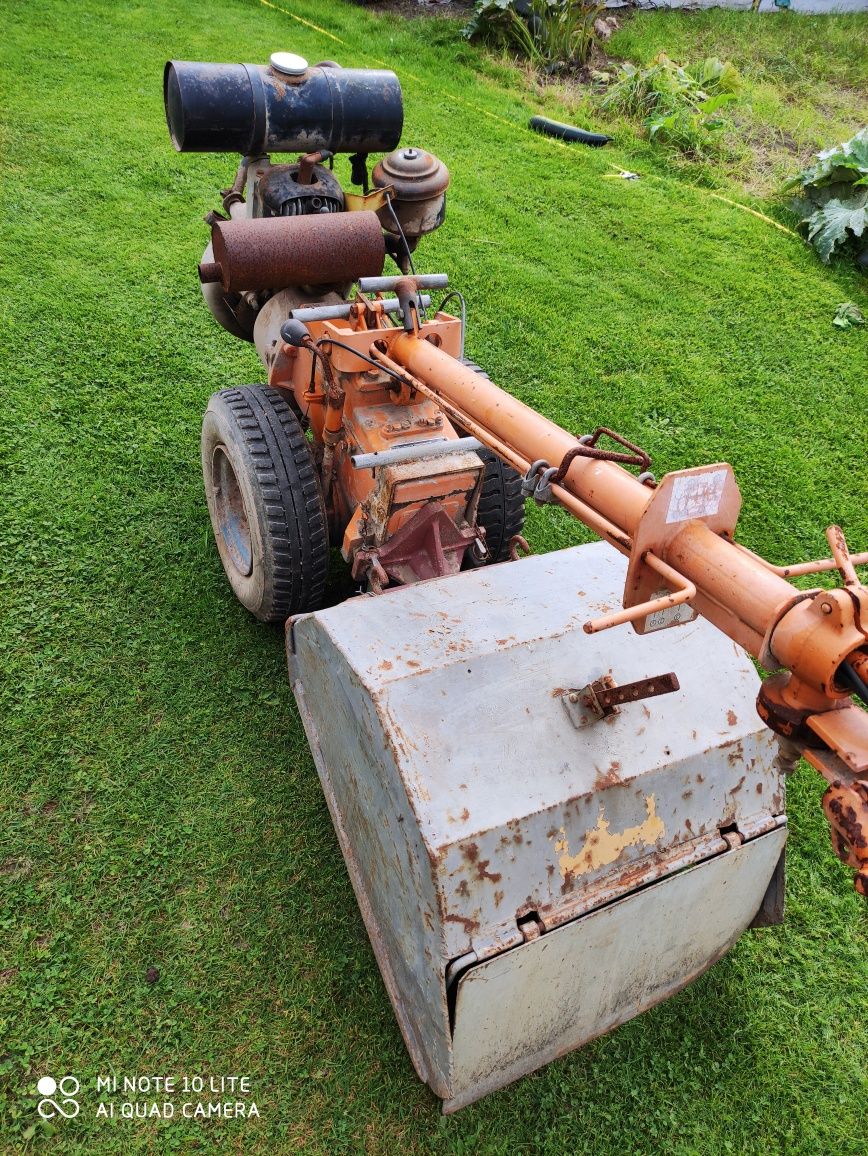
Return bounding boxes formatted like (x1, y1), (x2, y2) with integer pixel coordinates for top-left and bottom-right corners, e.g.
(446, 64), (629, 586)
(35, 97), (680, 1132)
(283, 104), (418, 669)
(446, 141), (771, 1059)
(198, 211), (386, 291)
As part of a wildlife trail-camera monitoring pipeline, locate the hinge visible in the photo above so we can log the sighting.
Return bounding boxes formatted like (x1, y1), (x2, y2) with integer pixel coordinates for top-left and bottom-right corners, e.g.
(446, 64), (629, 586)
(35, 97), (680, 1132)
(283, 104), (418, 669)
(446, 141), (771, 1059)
(517, 911), (544, 942)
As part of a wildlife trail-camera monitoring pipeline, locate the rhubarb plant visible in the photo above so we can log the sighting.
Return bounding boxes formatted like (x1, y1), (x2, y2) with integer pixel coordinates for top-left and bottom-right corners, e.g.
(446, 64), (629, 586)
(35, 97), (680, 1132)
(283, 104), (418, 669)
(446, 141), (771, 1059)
(784, 129), (868, 264)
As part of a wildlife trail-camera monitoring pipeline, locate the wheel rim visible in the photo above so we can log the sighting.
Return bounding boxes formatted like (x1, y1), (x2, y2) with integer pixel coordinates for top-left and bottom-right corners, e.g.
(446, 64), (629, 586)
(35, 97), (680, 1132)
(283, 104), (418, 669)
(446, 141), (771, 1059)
(212, 445), (253, 576)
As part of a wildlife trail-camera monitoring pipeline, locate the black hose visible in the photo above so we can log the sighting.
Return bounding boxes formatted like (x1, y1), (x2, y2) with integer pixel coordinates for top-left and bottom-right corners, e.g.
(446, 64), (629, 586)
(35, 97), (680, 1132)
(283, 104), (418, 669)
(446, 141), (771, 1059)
(529, 115), (611, 147)
(315, 337), (413, 390)
(839, 661), (868, 709)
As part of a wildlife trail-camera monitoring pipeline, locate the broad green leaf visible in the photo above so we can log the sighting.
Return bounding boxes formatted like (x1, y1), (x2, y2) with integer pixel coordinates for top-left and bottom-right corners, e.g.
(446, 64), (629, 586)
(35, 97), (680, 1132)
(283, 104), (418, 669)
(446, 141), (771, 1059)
(717, 61), (744, 94)
(784, 127), (868, 189)
(806, 190), (868, 262)
(698, 93), (736, 115)
(791, 179), (862, 223)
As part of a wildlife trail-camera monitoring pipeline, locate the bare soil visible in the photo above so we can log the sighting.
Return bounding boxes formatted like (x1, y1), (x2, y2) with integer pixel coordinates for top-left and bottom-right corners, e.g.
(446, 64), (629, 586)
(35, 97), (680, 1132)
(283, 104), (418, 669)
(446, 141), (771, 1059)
(352, 0), (472, 15)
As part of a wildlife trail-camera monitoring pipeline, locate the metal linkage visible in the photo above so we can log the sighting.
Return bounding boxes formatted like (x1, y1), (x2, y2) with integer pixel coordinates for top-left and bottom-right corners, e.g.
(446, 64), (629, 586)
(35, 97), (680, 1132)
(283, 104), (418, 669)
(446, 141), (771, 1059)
(292, 295), (432, 324)
(350, 436), (482, 471)
(560, 672), (680, 729)
(521, 460), (550, 501)
(521, 428), (651, 505)
(508, 534), (531, 561)
(359, 274), (449, 293)
(550, 429), (651, 480)
(583, 554), (696, 635)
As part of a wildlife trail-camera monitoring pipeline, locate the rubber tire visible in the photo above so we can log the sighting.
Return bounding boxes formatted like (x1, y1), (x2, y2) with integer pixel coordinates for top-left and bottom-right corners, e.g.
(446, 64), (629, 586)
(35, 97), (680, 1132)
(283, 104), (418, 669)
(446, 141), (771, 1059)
(461, 360), (526, 565)
(201, 386), (328, 622)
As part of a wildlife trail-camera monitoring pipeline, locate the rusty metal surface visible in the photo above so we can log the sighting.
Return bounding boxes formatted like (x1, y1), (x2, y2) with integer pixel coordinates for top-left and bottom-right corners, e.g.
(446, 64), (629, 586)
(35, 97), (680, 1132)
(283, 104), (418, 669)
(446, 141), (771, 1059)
(207, 211), (385, 291)
(255, 159), (344, 216)
(445, 825), (787, 1112)
(288, 541), (784, 1102)
(822, 778), (868, 894)
(290, 674), (451, 1095)
(550, 427), (651, 480)
(560, 672), (680, 729)
(342, 448), (481, 557)
(372, 148), (449, 238)
(354, 501), (477, 586)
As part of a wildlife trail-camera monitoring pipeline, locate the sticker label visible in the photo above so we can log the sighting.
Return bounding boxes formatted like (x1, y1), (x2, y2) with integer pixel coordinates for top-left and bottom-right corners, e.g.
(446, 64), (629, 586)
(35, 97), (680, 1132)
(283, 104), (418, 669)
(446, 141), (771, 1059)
(665, 469), (727, 524)
(643, 596), (696, 632)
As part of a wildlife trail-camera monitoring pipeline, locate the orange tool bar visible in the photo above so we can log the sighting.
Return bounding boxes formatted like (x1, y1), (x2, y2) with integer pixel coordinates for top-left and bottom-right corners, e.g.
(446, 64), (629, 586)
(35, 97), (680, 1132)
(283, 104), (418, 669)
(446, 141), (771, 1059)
(391, 335), (796, 630)
(388, 332), (868, 777)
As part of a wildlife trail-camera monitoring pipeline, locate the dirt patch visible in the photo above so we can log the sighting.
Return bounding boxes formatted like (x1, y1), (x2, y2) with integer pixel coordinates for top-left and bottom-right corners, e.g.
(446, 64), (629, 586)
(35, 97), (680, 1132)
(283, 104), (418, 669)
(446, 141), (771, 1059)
(552, 42), (622, 84)
(736, 117), (815, 196)
(354, 0), (472, 15)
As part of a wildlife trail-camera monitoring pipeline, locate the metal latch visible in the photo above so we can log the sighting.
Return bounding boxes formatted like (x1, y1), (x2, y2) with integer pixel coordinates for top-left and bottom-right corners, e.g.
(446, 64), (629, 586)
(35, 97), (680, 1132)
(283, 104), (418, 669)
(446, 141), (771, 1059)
(560, 672), (680, 729)
(517, 912), (544, 942)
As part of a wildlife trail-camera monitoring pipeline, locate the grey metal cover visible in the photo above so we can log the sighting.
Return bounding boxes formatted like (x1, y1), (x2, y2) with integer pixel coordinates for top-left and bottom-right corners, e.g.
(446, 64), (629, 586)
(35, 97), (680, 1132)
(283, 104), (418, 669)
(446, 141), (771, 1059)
(288, 541), (785, 1106)
(447, 824), (786, 1110)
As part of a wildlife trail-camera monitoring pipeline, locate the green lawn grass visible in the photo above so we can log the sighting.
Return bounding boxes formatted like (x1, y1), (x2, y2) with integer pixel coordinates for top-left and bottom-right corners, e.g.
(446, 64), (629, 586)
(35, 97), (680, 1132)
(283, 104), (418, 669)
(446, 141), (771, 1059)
(1, 0), (866, 1152)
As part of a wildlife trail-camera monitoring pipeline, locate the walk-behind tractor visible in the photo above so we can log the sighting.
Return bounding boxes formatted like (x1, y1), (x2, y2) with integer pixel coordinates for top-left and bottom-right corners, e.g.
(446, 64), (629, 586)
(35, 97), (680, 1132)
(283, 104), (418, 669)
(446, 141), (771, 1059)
(165, 55), (868, 1111)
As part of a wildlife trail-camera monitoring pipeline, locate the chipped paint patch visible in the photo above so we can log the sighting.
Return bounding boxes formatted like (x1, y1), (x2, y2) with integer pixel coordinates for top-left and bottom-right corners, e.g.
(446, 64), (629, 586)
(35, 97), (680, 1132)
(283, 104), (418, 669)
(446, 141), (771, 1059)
(554, 796), (665, 875)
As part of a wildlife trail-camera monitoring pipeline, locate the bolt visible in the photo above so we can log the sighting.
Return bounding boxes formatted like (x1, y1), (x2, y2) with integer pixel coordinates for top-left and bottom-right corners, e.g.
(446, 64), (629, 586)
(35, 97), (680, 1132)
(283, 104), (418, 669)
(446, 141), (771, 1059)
(569, 693), (578, 704)
(820, 602), (833, 615)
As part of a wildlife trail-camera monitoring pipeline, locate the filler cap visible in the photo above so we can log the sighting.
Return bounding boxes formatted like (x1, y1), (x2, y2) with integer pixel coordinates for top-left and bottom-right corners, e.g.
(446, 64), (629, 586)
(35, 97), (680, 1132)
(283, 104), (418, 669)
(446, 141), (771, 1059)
(270, 51), (309, 77)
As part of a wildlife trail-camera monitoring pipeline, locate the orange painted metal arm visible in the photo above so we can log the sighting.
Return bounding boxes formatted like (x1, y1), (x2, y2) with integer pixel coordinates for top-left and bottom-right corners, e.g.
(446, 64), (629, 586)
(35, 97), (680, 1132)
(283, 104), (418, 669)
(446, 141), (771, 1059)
(583, 554), (696, 635)
(386, 328), (868, 892)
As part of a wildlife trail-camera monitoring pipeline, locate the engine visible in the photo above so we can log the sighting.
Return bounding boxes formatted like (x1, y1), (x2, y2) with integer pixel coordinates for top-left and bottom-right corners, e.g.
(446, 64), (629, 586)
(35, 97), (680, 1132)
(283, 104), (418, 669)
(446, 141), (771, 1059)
(253, 159), (345, 218)
(165, 52), (450, 340)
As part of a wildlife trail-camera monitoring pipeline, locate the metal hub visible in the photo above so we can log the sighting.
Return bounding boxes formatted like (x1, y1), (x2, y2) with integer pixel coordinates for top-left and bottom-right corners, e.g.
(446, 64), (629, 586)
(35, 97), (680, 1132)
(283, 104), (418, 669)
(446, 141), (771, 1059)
(212, 446), (253, 576)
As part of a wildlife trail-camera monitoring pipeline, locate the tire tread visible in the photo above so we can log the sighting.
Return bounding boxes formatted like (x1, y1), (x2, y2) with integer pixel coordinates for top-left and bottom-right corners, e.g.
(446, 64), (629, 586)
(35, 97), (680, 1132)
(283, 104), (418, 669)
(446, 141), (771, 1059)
(211, 386), (328, 620)
(461, 360), (526, 563)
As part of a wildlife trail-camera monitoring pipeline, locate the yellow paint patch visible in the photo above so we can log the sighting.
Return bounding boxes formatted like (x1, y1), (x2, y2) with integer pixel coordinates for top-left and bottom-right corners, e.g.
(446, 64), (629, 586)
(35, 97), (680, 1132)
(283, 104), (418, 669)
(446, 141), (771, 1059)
(554, 796), (665, 876)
